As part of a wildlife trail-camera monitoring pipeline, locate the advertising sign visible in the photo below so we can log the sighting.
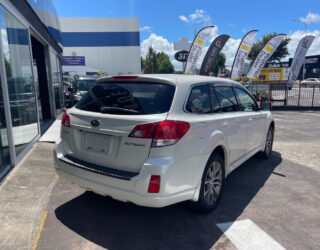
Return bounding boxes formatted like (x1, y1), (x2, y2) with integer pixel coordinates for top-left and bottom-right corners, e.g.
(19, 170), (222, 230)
(175, 50), (189, 62)
(253, 67), (290, 81)
(230, 30), (258, 79)
(247, 34), (286, 79)
(62, 56), (86, 66)
(288, 35), (315, 83)
(199, 34), (230, 75)
(184, 26), (214, 74)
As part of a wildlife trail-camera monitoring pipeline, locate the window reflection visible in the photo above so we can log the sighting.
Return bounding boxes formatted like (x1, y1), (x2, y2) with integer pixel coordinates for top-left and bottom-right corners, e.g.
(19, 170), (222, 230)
(0, 79), (10, 170)
(0, 6), (38, 156)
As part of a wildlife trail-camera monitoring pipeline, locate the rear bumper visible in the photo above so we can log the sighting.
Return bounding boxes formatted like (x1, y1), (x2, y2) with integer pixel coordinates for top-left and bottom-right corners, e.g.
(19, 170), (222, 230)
(54, 140), (196, 208)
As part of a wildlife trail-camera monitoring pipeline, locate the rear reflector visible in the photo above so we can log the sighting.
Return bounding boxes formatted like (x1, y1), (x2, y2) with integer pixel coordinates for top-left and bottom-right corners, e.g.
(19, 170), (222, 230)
(148, 175), (161, 193)
(128, 120), (190, 147)
(112, 75), (138, 79)
(61, 111), (71, 128)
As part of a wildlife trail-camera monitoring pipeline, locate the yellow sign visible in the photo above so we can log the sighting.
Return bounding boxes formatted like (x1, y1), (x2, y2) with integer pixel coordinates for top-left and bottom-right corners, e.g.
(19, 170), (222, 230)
(194, 38), (205, 46)
(264, 45), (274, 53)
(253, 68), (284, 81)
(241, 44), (250, 51)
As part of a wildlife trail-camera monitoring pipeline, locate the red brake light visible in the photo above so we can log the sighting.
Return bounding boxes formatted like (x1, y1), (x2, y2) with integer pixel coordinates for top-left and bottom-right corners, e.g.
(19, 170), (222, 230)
(148, 175), (161, 193)
(112, 75), (138, 79)
(129, 120), (190, 147)
(61, 112), (71, 128)
(154, 120), (190, 140)
(128, 122), (158, 138)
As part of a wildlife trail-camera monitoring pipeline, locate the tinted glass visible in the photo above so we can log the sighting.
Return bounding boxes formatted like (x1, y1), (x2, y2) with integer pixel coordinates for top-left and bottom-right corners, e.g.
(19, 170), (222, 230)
(186, 84), (211, 114)
(76, 80), (96, 92)
(76, 82), (175, 115)
(50, 51), (63, 113)
(214, 87), (238, 112)
(210, 87), (221, 112)
(234, 88), (257, 112)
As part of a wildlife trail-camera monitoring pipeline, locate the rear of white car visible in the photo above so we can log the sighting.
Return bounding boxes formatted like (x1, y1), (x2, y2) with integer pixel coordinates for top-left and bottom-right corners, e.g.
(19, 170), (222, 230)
(54, 74), (274, 210)
(55, 75), (199, 207)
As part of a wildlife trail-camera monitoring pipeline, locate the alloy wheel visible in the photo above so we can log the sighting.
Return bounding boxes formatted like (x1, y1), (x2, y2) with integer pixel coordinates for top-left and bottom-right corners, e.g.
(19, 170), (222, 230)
(266, 128), (273, 155)
(204, 161), (223, 205)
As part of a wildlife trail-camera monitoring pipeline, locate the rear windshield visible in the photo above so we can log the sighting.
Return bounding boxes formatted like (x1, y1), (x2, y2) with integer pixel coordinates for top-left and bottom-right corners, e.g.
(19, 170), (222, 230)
(75, 81), (175, 115)
(76, 80), (96, 92)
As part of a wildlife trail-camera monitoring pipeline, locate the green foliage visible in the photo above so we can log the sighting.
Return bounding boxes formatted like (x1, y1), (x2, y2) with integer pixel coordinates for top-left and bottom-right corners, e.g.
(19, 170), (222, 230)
(4, 58), (12, 78)
(212, 53), (226, 76)
(156, 52), (174, 73)
(142, 46), (174, 73)
(143, 46), (158, 73)
(248, 33), (290, 65)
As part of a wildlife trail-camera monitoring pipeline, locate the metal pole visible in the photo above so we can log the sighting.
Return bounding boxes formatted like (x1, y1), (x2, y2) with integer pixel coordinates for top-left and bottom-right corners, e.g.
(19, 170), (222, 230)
(298, 82), (301, 108)
(311, 84), (315, 107)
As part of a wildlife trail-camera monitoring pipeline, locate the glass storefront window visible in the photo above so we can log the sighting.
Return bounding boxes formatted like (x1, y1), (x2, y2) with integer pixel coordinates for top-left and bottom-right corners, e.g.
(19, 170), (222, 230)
(50, 51), (63, 114)
(0, 6), (38, 156)
(0, 79), (10, 171)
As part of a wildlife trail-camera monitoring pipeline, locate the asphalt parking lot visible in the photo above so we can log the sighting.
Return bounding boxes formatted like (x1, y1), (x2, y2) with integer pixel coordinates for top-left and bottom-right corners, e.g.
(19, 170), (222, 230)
(1, 111), (320, 250)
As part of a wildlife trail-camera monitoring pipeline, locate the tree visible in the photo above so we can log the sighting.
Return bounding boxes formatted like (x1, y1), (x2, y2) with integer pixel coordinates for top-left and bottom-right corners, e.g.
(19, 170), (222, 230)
(248, 33), (290, 65)
(156, 52), (174, 73)
(143, 45), (158, 73)
(212, 53), (226, 76)
(142, 45), (174, 73)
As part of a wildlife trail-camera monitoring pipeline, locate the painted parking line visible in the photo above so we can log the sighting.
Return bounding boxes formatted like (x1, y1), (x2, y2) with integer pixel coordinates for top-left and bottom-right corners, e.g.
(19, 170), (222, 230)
(216, 219), (285, 250)
(32, 211), (48, 250)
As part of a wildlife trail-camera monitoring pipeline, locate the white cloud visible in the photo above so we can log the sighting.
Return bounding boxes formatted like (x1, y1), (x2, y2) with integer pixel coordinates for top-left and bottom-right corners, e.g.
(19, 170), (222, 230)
(221, 38), (241, 66)
(179, 9), (212, 25)
(300, 12), (320, 24)
(179, 15), (189, 23)
(140, 26), (152, 32)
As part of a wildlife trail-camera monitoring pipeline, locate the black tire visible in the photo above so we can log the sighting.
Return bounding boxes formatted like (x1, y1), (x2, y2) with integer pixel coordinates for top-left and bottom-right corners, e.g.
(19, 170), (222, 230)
(192, 153), (225, 213)
(259, 126), (274, 159)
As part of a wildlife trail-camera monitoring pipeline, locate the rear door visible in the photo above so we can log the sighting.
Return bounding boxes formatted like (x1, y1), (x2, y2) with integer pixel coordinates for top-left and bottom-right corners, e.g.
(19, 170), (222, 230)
(213, 86), (247, 166)
(65, 80), (175, 173)
(234, 87), (267, 153)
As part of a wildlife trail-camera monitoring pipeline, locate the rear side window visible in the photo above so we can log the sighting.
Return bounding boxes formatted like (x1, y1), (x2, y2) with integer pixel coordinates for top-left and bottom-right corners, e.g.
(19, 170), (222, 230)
(186, 84), (211, 113)
(75, 82), (175, 115)
(234, 87), (258, 111)
(214, 87), (238, 112)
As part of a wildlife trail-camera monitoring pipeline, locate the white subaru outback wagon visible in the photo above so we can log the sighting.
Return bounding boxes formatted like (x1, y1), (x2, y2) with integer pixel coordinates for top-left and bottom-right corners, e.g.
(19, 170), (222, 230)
(54, 74), (274, 212)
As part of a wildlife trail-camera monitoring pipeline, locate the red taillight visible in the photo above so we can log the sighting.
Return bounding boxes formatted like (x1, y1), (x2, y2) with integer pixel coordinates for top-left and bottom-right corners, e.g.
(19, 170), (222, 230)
(148, 175), (160, 193)
(112, 75), (138, 79)
(61, 112), (71, 128)
(128, 122), (158, 138)
(128, 120), (190, 147)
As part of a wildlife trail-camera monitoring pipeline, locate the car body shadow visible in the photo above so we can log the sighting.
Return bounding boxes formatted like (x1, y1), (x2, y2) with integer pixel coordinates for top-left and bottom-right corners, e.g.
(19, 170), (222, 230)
(55, 151), (282, 250)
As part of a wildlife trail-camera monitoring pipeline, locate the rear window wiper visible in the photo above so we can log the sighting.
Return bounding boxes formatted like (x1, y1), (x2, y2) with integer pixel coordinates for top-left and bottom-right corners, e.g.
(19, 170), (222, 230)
(100, 106), (142, 114)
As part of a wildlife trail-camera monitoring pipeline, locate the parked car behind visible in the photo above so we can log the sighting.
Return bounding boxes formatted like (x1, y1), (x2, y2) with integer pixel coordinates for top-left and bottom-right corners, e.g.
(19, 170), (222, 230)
(301, 78), (320, 87)
(68, 75), (99, 107)
(55, 74), (274, 212)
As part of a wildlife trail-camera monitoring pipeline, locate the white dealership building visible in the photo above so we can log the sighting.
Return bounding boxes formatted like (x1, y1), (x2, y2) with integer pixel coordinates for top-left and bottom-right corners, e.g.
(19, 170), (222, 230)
(60, 17), (141, 76)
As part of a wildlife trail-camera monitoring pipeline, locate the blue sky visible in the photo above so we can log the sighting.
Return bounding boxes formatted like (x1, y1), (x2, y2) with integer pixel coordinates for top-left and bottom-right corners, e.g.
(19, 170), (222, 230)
(53, 0), (320, 69)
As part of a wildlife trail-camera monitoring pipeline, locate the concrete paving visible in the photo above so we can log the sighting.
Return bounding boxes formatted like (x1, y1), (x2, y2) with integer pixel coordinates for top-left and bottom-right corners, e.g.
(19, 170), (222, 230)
(0, 111), (320, 250)
(0, 143), (57, 250)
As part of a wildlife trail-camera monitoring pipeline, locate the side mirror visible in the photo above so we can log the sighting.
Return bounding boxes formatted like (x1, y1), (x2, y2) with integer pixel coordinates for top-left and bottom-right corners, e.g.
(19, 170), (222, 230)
(260, 100), (271, 111)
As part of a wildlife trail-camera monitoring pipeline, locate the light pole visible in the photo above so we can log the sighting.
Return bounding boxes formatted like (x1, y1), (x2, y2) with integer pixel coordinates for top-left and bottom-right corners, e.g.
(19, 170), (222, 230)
(293, 19), (308, 80)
